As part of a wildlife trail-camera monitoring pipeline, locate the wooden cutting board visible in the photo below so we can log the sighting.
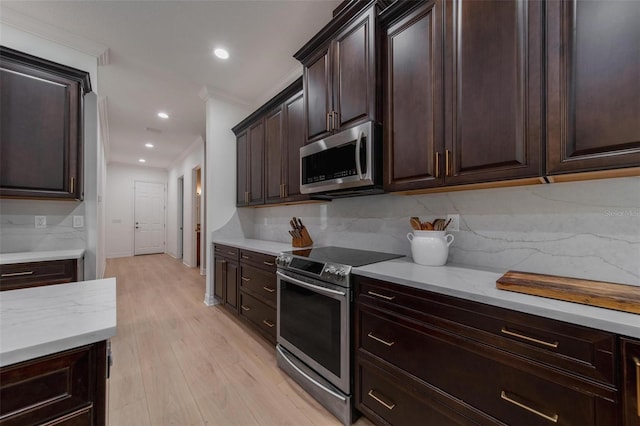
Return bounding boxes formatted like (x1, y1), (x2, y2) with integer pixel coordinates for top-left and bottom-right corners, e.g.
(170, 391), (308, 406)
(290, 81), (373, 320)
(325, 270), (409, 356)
(496, 271), (640, 314)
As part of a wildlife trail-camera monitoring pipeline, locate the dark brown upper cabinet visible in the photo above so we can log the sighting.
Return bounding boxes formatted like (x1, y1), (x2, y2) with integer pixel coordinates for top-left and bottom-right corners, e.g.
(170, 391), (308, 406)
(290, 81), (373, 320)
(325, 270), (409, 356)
(383, 0), (543, 192)
(233, 79), (306, 207)
(0, 47), (91, 200)
(546, 0), (640, 175)
(295, 2), (387, 144)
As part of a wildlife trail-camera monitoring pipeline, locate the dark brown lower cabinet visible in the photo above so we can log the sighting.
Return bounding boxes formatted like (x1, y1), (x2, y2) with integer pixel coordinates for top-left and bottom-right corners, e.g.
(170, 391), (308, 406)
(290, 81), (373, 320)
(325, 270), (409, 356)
(622, 338), (640, 426)
(355, 275), (620, 426)
(238, 249), (277, 344)
(0, 259), (78, 291)
(0, 341), (107, 426)
(213, 244), (239, 314)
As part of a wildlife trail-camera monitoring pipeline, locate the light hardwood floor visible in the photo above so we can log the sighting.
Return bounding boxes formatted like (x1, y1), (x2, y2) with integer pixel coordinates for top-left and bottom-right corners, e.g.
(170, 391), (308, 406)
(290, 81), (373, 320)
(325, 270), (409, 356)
(105, 254), (374, 426)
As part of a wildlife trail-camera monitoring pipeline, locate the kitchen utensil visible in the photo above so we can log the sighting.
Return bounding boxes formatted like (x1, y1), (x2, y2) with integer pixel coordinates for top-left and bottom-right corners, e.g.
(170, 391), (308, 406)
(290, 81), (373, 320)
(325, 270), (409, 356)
(290, 219), (298, 230)
(442, 218), (452, 231)
(423, 221), (434, 231)
(410, 217), (422, 230)
(433, 218), (444, 230)
(296, 217), (304, 229)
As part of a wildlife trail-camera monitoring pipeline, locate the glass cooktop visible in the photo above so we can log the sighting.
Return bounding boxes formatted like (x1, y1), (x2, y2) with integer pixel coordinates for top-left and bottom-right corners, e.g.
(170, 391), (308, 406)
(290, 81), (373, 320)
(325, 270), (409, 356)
(285, 246), (404, 267)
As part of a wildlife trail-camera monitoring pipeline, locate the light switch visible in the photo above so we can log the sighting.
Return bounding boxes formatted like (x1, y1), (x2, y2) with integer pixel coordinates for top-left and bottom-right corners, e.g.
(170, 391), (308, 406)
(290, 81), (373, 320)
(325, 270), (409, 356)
(73, 215), (84, 228)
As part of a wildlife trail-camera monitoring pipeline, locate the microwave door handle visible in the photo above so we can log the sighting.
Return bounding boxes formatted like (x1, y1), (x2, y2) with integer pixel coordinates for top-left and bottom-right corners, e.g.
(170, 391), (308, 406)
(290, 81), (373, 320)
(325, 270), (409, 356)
(355, 131), (365, 180)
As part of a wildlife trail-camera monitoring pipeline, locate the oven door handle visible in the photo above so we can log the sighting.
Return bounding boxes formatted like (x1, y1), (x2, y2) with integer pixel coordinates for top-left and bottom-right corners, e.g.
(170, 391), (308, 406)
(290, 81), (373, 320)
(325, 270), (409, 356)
(277, 271), (346, 297)
(355, 130), (364, 180)
(276, 345), (347, 402)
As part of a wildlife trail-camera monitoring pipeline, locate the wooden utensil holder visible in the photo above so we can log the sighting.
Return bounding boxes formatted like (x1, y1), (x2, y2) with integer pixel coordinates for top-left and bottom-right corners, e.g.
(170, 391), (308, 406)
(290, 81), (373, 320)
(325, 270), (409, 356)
(292, 227), (313, 248)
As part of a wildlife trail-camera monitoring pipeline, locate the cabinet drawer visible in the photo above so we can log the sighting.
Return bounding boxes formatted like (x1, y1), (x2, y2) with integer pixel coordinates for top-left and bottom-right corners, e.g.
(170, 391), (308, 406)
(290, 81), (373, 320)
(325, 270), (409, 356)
(357, 357), (484, 426)
(0, 259), (77, 291)
(356, 276), (616, 385)
(358, 306), (617, 426)
(621, 338), (640, 426)
(239, 264), (277, 307)
(0, 346), (94, 426)
(239, 249), (276, 272)
(239, 291), (277, 341)
(214, 244), (239, 259)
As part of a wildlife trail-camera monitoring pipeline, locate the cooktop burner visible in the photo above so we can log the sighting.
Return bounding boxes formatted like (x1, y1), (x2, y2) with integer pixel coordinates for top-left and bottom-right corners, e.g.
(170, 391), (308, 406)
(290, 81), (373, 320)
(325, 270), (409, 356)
(285, 246), (403, 267)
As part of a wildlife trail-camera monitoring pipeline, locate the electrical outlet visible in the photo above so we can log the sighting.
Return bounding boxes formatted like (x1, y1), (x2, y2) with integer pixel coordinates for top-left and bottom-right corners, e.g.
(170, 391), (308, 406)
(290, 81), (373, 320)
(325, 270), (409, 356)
(446, 214), (460, 232)
(73, 215), (84, 228)
(35, 216), (47, 228)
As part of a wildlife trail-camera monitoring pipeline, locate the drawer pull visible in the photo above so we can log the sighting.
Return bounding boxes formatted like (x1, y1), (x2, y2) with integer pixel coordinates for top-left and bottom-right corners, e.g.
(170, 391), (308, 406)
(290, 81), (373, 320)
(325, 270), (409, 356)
(368, 390), (395, 410)
(263, 286), (276, 293)
(501, 327), (558, 348)
(241, 305), (251, 311)
(263, 261), (275, 266)
(500, 391), (558, 423)
(367, 332), (395, 347)
(634, 357), (640, 417)
(242, 255), (250, 259)
(228, 251), (235, 255)
(241, 277), (250, 282)
(367, 290), (395, 301)
(262, 320), (275, 328)
(1, 271), (34, 278)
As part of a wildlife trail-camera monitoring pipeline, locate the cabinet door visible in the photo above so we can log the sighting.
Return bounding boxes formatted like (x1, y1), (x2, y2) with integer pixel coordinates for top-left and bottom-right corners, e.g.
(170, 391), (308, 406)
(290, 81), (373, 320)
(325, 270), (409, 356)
(303, 46), (333, 143)
(264, 107), (284, 204)
(283, 91), (307, 201)
(0, 59), (83, 200)
(384, 0), (444, 192)
(622, 338), (640, 426)
(546, 0), (640, 174)
(333, 6), (377, 131)
(444, 0), (543, 185)
(248, 121), (264, 205)
(236, 131), (248, 206)
(225, 261), (239, 313)
(214, 257), (225, 300)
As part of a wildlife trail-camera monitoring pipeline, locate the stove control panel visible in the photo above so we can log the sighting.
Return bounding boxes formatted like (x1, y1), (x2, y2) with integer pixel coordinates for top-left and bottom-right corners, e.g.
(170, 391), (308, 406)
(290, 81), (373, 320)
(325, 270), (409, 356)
(321, 263), (351, 283)
(275, 254), (293, 268)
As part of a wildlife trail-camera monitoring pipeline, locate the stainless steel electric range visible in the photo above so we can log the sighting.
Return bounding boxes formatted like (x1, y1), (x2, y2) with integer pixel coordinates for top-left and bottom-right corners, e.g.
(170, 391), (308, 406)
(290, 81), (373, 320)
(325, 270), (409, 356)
(275, 246), (403, 425)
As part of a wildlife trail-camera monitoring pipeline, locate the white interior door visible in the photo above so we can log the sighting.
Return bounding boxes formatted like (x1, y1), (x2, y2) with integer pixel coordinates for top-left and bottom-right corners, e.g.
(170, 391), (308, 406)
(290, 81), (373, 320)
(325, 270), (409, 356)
(134, 181), (166, 255)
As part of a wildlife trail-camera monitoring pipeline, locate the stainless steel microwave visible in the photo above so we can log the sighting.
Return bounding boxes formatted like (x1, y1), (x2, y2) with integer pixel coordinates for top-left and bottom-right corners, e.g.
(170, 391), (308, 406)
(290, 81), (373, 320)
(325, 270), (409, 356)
(300, 121), (382, 198)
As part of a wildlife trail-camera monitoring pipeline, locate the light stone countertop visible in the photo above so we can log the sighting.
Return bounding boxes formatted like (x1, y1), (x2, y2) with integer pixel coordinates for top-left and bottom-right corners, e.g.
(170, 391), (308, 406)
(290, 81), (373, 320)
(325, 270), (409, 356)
(0, 249), (85, 265)
(354, 258), (640, 339)
(0, 278), (117, 367)
(214, 238), (639, 339)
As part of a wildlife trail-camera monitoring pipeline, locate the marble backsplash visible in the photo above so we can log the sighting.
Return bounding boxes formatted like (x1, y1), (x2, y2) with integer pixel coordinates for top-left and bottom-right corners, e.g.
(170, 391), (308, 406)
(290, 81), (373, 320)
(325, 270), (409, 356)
(0, 199), (86, 253)
(217, 177), (640, 286)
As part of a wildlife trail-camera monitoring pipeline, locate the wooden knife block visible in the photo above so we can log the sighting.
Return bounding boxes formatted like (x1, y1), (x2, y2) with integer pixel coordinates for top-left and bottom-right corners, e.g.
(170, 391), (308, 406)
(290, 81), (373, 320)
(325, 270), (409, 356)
(292, 227), (313, 248)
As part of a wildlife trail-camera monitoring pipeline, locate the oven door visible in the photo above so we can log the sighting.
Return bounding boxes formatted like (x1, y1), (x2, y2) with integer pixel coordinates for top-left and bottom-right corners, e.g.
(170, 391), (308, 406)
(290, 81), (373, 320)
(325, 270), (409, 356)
(276, 269), (350, 394)
(300, 121), (375, 194)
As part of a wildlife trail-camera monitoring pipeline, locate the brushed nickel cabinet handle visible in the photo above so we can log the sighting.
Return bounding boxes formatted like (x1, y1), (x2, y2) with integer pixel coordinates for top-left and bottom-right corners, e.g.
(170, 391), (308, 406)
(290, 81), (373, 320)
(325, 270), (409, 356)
(241, 305), (251, 311)
(263, 261), (275, 266)
(634, 356), (640, 416)
(501, 327), (559, 348)
(435, 152), (441, 178)
(228, 251), (235, 255)
(263, 320), (275, 328)
(332, 111), (339, 131)
(368, 390), (395, 410)
(500, 390), (558, 423)
(70, 177), (75, 193)
(241, 277), (250, 282)
(367, 332), (395, 347)
(282, 183), (287, 198)
(242, 255), (250, 259)
(367, 290), (395, 301)
(326, 112), (331, 132)
(1, 271), (34, 278)
(263, 286), (276, 293)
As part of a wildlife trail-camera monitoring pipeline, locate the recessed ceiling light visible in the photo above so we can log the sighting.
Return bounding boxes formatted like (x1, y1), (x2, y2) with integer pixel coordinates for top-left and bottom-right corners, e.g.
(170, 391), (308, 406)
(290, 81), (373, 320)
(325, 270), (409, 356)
(145, 143), (154, 148)
(157, 112), (169, 119)
(139, 158), (146, 163)
(214, 48), (229, 60)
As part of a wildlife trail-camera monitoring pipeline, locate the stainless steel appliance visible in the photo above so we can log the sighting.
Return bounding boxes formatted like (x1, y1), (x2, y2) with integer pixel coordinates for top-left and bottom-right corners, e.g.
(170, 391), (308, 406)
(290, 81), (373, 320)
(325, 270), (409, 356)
(275, 246), (403, 425)
(300, 121), (382, 198)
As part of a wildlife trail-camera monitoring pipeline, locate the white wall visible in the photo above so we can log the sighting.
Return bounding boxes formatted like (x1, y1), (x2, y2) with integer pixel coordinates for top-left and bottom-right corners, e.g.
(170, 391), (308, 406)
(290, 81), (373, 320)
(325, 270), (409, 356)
(105, 163), (168, 258)
(166, 137), (205, 267)
(203, 96), (250, 305)
(0, 22), (102, 279)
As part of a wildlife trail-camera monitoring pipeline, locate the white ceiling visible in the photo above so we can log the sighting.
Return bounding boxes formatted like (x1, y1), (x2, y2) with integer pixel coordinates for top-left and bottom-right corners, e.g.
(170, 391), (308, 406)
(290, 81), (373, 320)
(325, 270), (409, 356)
(0, 0), (339, 169)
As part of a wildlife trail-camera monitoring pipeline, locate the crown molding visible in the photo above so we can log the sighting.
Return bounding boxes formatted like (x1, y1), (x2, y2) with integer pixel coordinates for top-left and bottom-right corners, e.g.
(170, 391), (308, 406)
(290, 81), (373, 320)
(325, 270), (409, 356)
(252, 63), (303, 110)
(198, 84), (252, 108)
(168, 136), (205, 171)
(0, 6), (108, 59)
(98, 96), (111, 162)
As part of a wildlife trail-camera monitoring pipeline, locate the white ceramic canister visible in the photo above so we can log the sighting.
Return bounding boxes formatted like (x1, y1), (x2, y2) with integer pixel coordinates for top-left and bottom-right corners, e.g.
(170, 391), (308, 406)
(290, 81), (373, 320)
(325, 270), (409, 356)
(407, 230), (455, 266)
